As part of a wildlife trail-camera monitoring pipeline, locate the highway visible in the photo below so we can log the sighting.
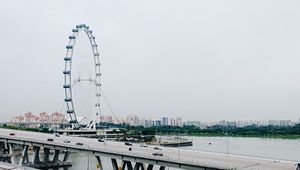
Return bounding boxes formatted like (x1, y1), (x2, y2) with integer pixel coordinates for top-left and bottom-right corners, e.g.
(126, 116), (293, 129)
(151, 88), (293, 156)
(0, 128), (297, 170)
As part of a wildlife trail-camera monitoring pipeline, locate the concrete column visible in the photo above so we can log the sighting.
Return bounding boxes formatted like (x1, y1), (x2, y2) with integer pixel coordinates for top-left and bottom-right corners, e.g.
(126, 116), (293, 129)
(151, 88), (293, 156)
(8, 143), (16, 164)
(63, 151), (70, 161)
(95, 155), (103, 170)
(159, 166), (166, 170)
(52, 150), (60, 163)
(43, 148), (50, 162)
(0, 142), (4, 152)
(111, 158), (120, 170)
(122, 160), (133, 170)
(4, 142), (8, 150)
(19, 145), (29, 165)
(32, 146), (40, 164)
(146, 164), (154, 170)
(134, 162), (145, 170)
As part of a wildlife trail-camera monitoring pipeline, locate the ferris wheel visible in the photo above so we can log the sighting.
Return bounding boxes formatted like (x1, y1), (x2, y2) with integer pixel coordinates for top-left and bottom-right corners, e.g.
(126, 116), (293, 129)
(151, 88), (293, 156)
(63, 24), (101, 129)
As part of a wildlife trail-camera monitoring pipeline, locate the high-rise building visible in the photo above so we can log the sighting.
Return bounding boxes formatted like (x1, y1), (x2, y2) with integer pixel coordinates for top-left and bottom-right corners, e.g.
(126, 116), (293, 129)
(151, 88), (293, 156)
(161, 117), (169, 126)
(144, 119), (153, 127)
(175, 117), (183, 126)
(155, 120), (161, 126)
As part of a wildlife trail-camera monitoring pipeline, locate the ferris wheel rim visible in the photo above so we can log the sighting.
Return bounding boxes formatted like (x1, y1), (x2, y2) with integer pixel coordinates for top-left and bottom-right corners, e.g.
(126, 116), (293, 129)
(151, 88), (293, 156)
(63, 24), (101, 128)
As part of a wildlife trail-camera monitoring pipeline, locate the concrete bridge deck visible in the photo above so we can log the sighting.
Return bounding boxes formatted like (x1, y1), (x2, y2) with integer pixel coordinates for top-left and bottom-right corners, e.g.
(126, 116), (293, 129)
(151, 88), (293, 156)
(0, 128), (297, 170)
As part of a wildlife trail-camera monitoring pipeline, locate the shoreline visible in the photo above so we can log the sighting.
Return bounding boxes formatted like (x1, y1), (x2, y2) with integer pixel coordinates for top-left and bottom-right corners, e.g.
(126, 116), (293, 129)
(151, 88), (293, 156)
(176, 133), (300, 140)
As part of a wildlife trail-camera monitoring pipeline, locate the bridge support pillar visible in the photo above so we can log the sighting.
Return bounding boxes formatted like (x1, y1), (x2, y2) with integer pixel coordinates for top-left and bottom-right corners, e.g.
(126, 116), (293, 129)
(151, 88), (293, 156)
(19, 145), (29, 165)
(63, 150), (70, 161)
(32, 146), (40, 164)
(111, 159), (155, 170)
(52, 150), (60, 163)
(159, 166), (166, 170)
(111, 158), (119, 170)
(146, 164), (154, 170)
(95, 155), (103, 170)
(134, 162), (145, 170)
(43, 147), (50, 162)
(122, 160), (133, 170)
(8, 143), (16, 164)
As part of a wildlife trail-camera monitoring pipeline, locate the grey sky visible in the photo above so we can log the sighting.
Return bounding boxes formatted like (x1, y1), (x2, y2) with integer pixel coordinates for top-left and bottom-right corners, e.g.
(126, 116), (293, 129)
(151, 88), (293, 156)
(0, 0), (300, 121)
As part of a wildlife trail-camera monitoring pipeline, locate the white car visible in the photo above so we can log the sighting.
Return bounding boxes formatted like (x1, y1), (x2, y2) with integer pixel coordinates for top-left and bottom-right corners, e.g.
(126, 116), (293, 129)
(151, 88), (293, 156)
(140, 144), (148, 147)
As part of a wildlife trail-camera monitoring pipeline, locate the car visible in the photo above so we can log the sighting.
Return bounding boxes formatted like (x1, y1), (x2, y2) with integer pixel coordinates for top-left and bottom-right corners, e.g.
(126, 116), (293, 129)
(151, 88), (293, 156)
(129, 147), (132, 151)
(153, 147), (162, 150)
(47, 138), (54, 142)
(64, 139), (71, 143)
(98, 138), (104, 142)
(152, 152), (163, 156)
(9, 133), (15, 136)
(125, 142), (132, 146)
(76, 142), (83, 146)
(140, 144), (148, 147)
(55, 133), (60, 137)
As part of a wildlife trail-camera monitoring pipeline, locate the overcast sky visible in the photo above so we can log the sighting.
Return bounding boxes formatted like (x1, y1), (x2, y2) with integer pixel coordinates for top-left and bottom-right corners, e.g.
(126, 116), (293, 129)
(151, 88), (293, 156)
(0, 0), (300, 122)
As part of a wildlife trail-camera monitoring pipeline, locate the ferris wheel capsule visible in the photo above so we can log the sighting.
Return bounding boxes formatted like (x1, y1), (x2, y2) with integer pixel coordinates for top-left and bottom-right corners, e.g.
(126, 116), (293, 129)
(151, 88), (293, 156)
(65, 98), (72, 102)
(67, 110), (74, 114)
(63, 70), (71, 74)
(63, 84), (71, 88)
(66, 45), (73, 49)
(69, 35), (76, 39)
(64, 57), (71, 61)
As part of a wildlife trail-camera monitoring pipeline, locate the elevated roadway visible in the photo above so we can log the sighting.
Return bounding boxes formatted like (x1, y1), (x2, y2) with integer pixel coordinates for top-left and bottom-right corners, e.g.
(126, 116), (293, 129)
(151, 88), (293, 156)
(0, 128), (297, 170)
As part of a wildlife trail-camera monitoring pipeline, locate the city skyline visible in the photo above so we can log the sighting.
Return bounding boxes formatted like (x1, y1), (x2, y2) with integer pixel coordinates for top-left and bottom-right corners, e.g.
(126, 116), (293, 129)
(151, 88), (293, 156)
(7, 111), (299, 128)
(1, 0), (300, 121)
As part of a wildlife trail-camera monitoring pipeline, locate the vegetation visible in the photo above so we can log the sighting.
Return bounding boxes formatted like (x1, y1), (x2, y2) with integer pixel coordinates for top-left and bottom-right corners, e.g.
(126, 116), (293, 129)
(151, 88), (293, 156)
(116, 124), (300, 139)
(2, 122), (300, 139)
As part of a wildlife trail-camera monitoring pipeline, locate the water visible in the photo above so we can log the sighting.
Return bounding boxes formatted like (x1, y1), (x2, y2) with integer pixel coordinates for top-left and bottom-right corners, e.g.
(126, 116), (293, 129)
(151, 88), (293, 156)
(66, 136), (300, 170)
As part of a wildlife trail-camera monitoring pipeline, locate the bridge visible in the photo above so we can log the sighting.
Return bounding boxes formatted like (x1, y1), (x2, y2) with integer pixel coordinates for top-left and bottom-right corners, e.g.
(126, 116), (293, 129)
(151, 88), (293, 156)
(0, 128), (297, 170)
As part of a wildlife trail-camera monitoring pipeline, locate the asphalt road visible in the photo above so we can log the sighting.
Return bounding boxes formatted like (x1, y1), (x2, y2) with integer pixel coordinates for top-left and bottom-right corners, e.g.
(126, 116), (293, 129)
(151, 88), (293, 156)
(0, 128), (297, 170)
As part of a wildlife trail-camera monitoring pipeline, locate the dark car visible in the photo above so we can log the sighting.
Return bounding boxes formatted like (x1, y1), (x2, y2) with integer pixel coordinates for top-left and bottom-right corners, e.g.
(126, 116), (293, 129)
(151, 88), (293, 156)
(9, 133), (15, 136)
(152, 152), (163, 156)
(64, 139), (71, 143)
(129, 147), (132, 151)
(98, 138), (104, 142)
(47, 138), (54, 142)
(76, 142), (83, 146)
(153, 147), (162, 150)
(125, 142), (132, 146)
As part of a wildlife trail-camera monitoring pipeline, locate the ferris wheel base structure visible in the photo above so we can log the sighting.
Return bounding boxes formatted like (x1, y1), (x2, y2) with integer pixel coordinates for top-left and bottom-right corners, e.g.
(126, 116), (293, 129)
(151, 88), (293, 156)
(57, 128), (119, 138)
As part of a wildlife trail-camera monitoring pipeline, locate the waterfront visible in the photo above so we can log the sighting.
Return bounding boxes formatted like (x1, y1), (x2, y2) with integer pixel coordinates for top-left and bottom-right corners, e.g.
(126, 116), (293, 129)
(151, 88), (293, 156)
(67, 136), (300, 170)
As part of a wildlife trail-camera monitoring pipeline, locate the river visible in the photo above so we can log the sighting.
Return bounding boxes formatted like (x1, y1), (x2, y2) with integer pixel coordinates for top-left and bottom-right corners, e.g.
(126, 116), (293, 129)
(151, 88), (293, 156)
(64, 136), (300, 170)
